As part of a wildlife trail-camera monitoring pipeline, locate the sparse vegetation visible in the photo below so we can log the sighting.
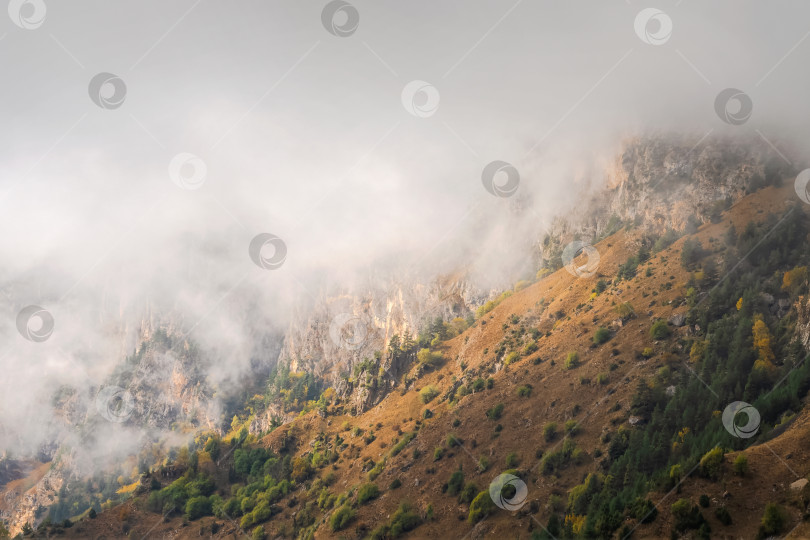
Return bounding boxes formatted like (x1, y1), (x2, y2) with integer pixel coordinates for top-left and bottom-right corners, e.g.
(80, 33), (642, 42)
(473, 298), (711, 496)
(614, 301), (635, 319)
(699, 446), (724, 480)
(419, 385), (439, 404)
(733, 453), (748, 476)
(447, 470), (464, 496)
(593, 327), (611, 345)
(649, 320), (671, 340)
(540, 439), (581, 475)
(486, 403), (504, 420)
(468, 491), (496, 523)
(329, 504), (355, 531)
(564, 351), (580, 370)
(759, 503), (787, 538)
(357, 483), (380, 505)
(543, 422), (557, 442)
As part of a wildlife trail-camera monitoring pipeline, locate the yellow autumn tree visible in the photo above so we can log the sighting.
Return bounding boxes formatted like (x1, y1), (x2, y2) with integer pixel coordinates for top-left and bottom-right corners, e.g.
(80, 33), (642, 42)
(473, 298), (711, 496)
(782, 266), (808, 294)
(752, 314), (776, 372)
(689, 340), (706, 363)
(564, 514), (586, 535)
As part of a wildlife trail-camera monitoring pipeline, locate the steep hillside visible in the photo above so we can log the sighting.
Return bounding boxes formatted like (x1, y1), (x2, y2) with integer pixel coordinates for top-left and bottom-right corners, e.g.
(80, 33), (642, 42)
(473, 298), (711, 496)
(41, 180), (810, 540)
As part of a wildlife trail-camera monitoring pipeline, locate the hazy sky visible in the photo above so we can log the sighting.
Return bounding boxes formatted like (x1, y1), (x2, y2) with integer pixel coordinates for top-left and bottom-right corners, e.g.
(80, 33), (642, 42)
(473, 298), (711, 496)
(1, 0), (809, 456)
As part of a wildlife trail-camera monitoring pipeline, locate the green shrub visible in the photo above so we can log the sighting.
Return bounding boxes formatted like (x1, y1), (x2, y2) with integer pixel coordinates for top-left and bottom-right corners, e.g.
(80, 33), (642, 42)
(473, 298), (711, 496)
(593, 327), (611, 345)
(523, 341), (538, 355)
(357, 483), (380, 505)
(477, 455), (489, 472)
(733, 453), (748, 476)
(367, 524), (389, 540)
(564, 419), (580, 436)
(389, 478), (402, 490)
(681, 238), (705, 268)
(699, 494), (710, 508)
(433, 447), (445, 461)
(329, 504), (355, 531)
(368, 461), (385, 481)
(517, 385), (532, 397)
(759, 503), (786, 537)
(459, 482), (478, 504)
(715, 506), (732, 526)
(540, 439), (580, 475)
(390, 432), (416, 456)
(184, 496), (212, 520)
(468, 491), (496, 523)
(505, 452), (519, 467)
(649, 320), (671, 340)
(671, 499), (709, 533)
(472, 378), (485, 392)
(486, 403), (504, 420)
(629, 497), (657, 524)
(614, 302), (635, 319)
(699, 446), (724, 480)
(617, 256), (639, 280)
(504, 351), (520, 365)
(595, 373), (608, 385)
(564, 351), (579, 370)
(417, 348), (443, 368)
(389, 502), (422, 537)
(543, 422), (557, 442)
(447, 470), (464, 496)
(419, 386), (439, 404)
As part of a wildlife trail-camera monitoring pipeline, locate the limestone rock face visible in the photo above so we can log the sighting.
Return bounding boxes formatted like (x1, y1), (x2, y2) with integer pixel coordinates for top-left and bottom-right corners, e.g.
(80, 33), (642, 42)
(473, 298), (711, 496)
(277, 274), (488, 413)
(796, 297), (810, 352)
(542, 134), (798, 255)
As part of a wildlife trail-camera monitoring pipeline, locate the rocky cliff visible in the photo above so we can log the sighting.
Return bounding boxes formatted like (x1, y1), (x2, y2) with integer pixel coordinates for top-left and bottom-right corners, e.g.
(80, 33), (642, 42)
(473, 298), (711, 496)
(540, 134), (801, 266)
(269, 273), (487, 413)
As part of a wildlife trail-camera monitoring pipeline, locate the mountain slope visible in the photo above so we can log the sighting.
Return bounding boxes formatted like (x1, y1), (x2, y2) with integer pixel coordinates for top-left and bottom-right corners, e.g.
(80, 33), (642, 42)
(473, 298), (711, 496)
(46, 180), (810, 540)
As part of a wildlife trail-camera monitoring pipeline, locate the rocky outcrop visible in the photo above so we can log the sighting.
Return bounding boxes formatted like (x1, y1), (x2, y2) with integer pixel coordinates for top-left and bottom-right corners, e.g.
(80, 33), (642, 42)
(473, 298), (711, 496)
(603, 135), (797, 232)
(0, 460), (67, 536)
(545, 135), (799, 251)
(276, 273), (487, 413)
(796, 296), (810, 352)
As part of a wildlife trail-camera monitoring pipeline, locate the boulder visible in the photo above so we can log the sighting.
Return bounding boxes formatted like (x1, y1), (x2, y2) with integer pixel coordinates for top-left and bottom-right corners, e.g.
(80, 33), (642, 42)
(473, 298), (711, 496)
(791, 478), (808, 491)
(669, 313), (686, 327)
